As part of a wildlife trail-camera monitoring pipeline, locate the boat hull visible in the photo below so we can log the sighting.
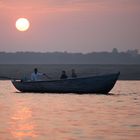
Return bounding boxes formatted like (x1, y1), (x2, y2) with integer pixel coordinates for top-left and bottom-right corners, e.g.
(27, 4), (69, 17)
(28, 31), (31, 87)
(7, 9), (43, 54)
(12, 72), (120, 94)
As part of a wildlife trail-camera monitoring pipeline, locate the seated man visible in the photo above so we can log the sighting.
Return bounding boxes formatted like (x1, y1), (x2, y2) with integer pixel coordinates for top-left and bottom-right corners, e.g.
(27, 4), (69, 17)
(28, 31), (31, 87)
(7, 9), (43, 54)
(60, 70), (68, 79)
(71, 69), (77, 78)
(31, 68), (46, 81)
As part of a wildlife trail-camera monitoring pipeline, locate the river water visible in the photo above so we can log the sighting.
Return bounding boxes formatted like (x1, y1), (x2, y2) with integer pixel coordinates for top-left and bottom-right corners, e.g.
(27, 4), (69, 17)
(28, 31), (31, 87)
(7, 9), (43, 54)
(0, 80), (140, 140)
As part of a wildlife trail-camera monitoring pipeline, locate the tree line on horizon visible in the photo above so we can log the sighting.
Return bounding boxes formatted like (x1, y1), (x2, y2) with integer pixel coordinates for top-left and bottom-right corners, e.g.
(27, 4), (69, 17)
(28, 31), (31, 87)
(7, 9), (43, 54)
(0, 48), (139, 64)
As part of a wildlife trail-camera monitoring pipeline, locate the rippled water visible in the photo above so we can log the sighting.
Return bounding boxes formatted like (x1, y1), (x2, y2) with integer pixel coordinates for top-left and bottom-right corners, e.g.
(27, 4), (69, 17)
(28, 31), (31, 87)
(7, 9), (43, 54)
(0, 80), (140, 140)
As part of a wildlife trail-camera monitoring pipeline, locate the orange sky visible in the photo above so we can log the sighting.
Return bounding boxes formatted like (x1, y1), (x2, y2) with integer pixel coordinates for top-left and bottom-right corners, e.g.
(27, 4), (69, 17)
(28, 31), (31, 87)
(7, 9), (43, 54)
(0, 0), (140, 52)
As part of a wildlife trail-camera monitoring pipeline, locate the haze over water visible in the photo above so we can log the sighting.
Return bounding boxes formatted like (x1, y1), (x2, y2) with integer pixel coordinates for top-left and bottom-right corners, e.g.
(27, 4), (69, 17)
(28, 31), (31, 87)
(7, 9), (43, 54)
(0, 80), (140, 140)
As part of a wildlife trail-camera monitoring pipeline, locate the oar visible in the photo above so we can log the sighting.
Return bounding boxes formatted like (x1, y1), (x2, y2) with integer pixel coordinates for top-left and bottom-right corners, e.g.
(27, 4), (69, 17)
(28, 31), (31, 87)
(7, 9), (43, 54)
(43, 74), (52, 80)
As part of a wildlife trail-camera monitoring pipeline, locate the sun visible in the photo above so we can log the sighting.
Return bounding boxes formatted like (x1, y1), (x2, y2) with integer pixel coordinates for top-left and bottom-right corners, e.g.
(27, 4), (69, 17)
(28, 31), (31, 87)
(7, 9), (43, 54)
(15, 18), (30, 32)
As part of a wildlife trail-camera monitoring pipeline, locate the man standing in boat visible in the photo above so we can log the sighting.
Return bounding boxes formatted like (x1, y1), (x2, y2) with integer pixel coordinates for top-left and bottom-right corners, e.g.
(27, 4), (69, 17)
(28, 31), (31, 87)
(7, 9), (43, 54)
(31, 68), (47, 81)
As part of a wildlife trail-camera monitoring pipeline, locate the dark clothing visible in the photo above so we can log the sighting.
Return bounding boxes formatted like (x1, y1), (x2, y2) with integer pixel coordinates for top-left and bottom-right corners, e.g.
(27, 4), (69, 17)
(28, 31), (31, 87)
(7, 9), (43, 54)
(60, 71), (68, 79)
(60, 74), (68, 79)
(72, 73), (77, 78)
(71, 69), (77, 78)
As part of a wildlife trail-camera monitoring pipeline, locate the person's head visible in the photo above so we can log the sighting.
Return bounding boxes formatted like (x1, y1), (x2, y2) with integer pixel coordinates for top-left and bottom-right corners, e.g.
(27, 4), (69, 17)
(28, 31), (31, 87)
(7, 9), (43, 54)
(62, 70), (66, 74)
(34, 68), (38, 74)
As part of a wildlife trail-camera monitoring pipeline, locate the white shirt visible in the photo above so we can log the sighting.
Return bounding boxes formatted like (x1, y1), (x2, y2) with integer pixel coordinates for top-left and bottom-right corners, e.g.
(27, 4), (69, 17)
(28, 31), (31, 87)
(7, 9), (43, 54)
(31, 72), (44, 81)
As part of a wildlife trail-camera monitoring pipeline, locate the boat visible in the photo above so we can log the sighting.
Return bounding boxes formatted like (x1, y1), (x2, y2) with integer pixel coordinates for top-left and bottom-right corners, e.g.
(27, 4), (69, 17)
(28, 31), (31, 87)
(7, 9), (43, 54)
(11, 72), (120, 94)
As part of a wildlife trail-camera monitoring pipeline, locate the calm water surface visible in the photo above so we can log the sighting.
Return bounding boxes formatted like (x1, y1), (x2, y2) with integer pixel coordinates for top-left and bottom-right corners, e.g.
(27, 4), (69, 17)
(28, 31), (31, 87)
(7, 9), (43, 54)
(0, 81), (140, 140)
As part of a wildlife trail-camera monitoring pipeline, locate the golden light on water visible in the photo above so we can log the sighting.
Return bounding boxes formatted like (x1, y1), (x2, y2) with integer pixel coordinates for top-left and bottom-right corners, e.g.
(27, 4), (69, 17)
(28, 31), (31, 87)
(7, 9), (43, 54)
(15, 18), (30, 32)
(10, 105), (37, 139)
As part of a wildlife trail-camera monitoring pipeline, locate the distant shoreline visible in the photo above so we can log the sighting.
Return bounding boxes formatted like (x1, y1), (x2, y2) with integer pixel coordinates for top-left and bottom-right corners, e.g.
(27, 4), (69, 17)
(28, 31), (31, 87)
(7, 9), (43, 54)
(0, 50), (140, 64)
(0, 64), (140, 80)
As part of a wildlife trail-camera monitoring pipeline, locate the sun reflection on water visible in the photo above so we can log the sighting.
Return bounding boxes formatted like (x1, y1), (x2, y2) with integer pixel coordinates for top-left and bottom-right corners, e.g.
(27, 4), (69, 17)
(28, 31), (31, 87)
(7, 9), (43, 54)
(0, 81), (140, 140)
(10, 105), (37, 139)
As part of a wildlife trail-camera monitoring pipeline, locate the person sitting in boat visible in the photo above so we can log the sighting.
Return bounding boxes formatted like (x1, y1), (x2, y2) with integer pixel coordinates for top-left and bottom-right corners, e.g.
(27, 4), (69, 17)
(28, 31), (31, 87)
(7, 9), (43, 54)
(71, 69), (77, 78)
(31, 68), (47, 81)
(60, 70), (68, 79)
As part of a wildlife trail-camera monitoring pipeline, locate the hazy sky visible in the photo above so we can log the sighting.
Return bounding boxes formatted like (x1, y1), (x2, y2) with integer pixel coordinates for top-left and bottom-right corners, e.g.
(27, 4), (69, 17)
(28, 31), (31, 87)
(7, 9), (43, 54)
(0, 0), (140, 53)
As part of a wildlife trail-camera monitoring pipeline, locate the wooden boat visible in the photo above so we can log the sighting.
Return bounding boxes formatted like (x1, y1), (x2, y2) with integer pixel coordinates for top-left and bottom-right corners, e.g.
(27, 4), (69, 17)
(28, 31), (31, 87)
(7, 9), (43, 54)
(11, 72), (120, 94)
(12, 72), (120, 94)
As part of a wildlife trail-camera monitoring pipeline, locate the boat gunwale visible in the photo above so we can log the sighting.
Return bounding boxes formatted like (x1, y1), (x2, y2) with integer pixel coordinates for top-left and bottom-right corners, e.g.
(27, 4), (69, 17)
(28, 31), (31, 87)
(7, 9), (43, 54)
(12, 72), (120, 84)
(11, 72), (120, 94)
